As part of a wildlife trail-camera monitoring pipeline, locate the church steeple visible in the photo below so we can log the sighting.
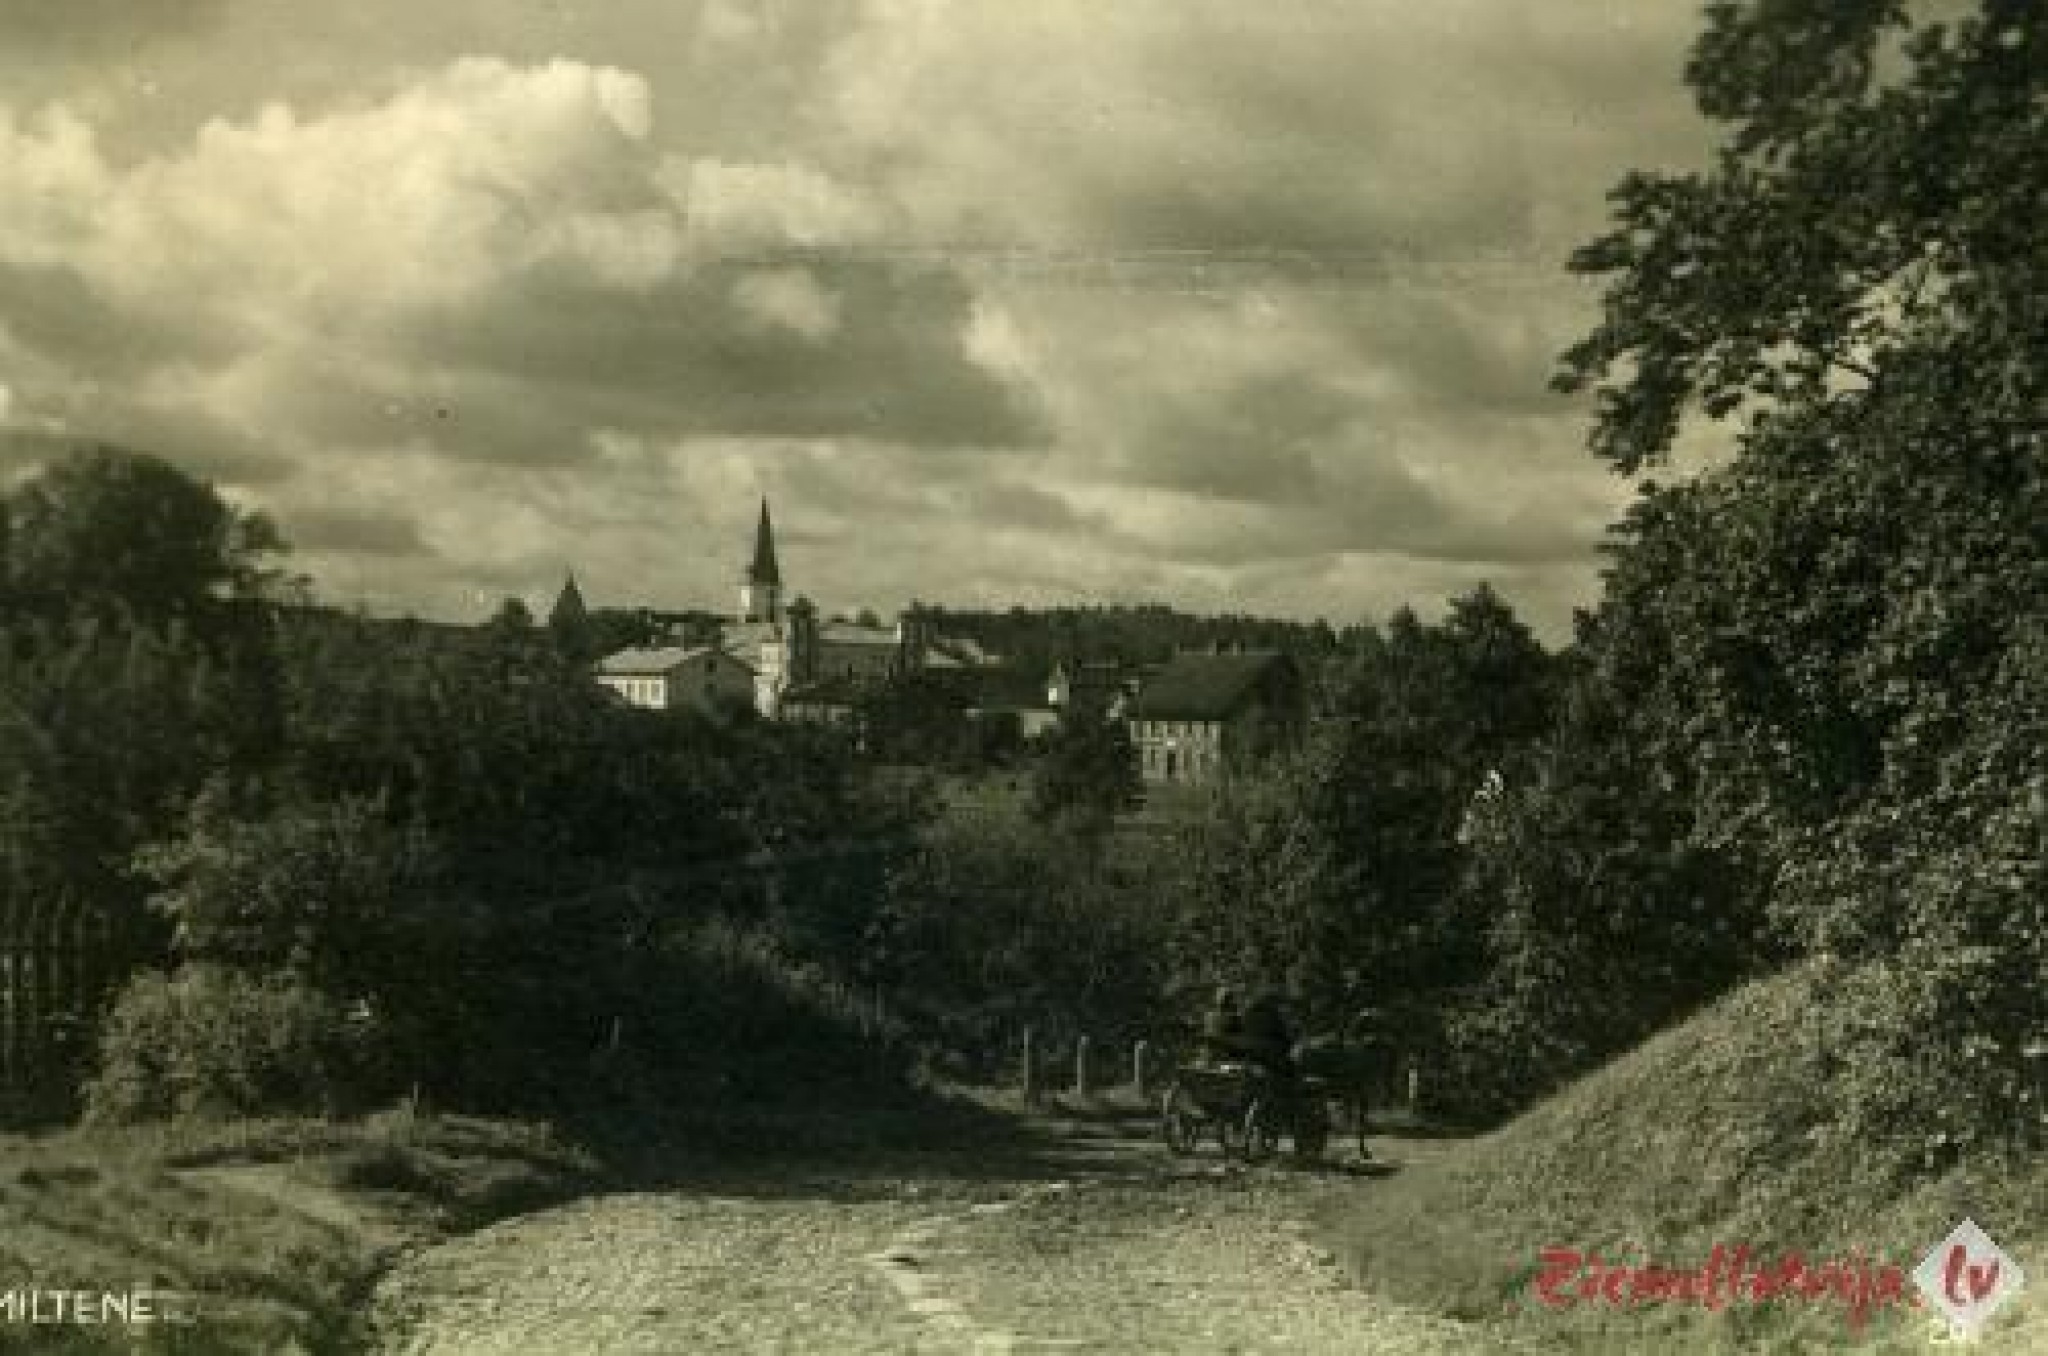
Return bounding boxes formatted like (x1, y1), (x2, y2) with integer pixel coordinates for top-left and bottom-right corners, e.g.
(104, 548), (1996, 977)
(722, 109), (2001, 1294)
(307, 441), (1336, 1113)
(740, 498), (783, 622)
(748, 499), (781, 586)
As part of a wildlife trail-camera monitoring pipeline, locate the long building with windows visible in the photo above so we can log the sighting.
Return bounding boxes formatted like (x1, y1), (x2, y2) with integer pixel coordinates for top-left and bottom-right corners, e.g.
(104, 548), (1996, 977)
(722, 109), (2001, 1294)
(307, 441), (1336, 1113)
(1123, 650), (1304, 783)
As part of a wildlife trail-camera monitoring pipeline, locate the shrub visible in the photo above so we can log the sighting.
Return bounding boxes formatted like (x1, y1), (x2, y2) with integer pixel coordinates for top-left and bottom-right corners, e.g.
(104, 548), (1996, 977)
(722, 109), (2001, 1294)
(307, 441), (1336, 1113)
(644, 917), (911, 1102)
(875, 806), (1172, 1067)
(83, 965), (383, 1123)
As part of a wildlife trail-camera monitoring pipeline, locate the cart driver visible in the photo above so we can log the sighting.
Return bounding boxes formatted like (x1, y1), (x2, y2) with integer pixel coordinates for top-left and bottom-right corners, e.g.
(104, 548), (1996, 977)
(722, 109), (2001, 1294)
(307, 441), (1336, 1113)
(1241, 990), (1303, 1111)
(1199, 986), (1246, 1065)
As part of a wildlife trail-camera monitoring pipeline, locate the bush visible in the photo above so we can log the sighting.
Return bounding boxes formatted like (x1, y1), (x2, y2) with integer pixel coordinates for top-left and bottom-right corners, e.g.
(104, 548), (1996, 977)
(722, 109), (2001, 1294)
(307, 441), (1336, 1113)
(1816, 947), (2043, 1166)
(83, 965), (383, 1123)
(651, 917), (910, 1101)
(875, 806), (1172, 1067)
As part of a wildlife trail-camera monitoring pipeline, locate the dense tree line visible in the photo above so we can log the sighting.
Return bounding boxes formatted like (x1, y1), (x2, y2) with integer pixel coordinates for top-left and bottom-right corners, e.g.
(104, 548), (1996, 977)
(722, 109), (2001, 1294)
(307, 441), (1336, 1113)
(1, 447), (926, 1124)
(930, 603), (1341, 679)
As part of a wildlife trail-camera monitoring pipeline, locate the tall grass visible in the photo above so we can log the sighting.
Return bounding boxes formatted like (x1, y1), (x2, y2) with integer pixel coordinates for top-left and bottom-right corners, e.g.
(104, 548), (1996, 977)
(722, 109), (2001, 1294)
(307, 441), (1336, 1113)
(0, 1111), (599, 1355)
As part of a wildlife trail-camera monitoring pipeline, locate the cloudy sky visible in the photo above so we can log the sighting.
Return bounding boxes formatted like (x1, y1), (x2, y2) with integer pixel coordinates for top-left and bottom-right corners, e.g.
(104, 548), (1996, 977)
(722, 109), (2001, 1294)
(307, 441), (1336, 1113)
(0, 1), (1721, 637)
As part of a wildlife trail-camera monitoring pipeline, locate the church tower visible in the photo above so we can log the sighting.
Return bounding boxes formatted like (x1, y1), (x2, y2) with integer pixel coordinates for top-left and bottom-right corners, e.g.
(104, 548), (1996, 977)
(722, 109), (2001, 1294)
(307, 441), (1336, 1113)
(739, 498), (782, 623)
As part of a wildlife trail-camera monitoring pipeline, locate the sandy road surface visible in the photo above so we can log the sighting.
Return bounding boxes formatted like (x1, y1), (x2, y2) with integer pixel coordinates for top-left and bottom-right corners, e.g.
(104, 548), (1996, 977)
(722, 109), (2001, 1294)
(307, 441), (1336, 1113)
(368, 1114), (1494, 1354)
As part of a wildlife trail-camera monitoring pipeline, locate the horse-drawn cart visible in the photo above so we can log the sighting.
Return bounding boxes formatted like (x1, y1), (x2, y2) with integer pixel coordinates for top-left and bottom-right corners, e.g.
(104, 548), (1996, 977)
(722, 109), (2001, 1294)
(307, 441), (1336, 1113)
(1160, 1059), (1361, 1163)
(1159, 1029), (1387, 1164)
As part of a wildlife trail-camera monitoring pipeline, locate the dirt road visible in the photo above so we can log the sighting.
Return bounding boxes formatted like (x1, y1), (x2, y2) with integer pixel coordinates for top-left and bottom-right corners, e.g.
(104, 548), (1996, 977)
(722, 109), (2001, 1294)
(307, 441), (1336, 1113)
(366, 1110), (1495, 1354)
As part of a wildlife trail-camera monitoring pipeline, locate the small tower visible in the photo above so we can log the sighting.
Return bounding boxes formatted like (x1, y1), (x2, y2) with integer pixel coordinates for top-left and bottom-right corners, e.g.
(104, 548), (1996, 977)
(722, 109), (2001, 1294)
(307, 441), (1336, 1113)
(786, 594), (820, 685)
(547, 571), (588, 631)
(547, 571), (594, 661)
(739, 498), (782, 623)
(895, 599), (931, 673)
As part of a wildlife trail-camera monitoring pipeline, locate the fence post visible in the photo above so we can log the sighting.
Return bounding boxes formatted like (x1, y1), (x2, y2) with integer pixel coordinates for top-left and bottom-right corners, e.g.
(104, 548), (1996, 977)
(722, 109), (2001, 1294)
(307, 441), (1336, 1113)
(1021, 1026), (1038, 1105)
(1074, 1034), (1091, 1098)
(1406, 1059), (1421, 1113)
(1132, 1039), (1150, 1101)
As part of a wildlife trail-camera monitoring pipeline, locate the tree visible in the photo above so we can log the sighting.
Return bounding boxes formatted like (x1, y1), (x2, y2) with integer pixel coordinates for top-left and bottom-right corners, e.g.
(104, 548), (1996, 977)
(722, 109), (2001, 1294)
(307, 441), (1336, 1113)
(858, 672), (975, 767)
(1166, 588), (1559, 1030)
(6, 445), (285, 620)
(1552, 0), (2044, 1150)
(1557, 1), (2041, 477)
(1029, 714), (1141, 832)
(489, 596), (536, 631)
(137, 785), (435, 996)
(545, 574), (596, 663)
(1556, 0), (2042, 914)
(875, 803), (1170, 1067)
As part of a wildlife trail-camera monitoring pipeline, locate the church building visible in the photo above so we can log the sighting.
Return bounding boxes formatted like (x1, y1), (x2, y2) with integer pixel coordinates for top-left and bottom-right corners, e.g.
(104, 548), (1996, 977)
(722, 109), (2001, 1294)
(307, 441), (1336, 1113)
(593, 499), (998, 719)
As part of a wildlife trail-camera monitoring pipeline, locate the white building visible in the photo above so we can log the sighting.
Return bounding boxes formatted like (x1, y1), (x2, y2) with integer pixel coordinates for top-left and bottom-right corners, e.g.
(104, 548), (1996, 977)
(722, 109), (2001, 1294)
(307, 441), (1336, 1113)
(597, 644), (756, 716)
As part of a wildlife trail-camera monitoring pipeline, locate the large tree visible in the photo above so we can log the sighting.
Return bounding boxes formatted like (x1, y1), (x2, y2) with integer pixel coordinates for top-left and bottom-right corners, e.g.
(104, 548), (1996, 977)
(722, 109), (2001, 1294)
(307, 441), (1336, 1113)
(1171, 587), (1557, 1027)
(5, 444), (285, 620)
(1556, 0), (2042, 915)
(1559, 0), (2040, 477)
(1554, 0), (2043, 1149)
(1, 450), (291, 919)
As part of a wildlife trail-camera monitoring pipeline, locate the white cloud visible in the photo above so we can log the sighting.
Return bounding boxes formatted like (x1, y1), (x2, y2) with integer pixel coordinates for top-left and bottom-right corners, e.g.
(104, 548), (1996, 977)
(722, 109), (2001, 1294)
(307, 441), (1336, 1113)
(672, 158), (881, 256)
(732, 267), (840, 339)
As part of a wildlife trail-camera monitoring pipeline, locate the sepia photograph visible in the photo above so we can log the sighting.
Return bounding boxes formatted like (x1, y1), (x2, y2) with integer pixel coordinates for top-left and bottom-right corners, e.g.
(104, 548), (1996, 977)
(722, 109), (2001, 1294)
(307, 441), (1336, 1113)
(0, 1), (2040, 1351)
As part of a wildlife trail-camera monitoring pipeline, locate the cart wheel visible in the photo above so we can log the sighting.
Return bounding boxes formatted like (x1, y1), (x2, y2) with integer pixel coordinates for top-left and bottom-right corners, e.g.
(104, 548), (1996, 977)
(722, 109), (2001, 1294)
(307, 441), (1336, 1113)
(1217, 1104), (1250, 1159)
(1160, 1083), (1200, 1155)
(1241, 1099), (1277, 1163)
(1293, 1105), (1329, 1163)
(1351, 1096), (1373, 1160)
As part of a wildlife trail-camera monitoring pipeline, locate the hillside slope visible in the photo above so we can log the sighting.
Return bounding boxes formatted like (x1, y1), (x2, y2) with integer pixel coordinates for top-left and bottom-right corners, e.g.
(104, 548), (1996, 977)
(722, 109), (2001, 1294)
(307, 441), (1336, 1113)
(1336, 963), (2044, 1351)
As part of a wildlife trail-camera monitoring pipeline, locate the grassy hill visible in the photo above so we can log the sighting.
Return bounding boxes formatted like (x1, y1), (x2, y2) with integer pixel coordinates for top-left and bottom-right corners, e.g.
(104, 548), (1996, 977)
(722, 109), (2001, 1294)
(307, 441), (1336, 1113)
(0, 1111), (599, 1354)
(1333, 962), (2044, 1352)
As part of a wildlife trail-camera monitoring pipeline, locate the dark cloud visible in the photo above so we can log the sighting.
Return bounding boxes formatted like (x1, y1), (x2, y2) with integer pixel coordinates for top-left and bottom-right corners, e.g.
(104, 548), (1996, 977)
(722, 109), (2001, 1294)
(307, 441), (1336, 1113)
(1113, 369), (1354, 503)
(949, 480), (1101, 535)
(390, 258), (1046, 461)
(0, 260), (234, 380)
(282, 505), (434, 558)
(0, 404), (291, 489)
(1331, 286), (1585, 413)
(0, 423), (283, 492)
(0, 1), (224, 55)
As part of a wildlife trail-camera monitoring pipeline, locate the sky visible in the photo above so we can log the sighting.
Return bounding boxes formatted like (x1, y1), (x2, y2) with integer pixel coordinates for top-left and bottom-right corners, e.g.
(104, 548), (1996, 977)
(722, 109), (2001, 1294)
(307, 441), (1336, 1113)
(0, 1), (1722, 639)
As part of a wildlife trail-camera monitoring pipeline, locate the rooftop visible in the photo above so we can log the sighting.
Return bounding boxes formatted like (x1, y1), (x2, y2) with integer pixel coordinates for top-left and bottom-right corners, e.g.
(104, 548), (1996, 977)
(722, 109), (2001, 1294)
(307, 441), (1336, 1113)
(598, 644), (742, 675)
(1125, 651), (1295, 721)
(782, 673), (870, 707)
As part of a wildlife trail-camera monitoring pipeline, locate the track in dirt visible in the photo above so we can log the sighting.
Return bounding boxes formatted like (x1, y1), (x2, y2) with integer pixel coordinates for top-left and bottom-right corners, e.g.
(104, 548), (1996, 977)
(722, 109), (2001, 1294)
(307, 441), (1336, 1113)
(368, 1109), (1494, 1354)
